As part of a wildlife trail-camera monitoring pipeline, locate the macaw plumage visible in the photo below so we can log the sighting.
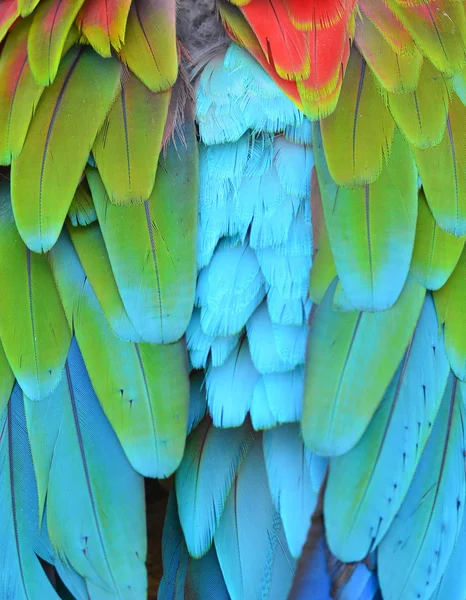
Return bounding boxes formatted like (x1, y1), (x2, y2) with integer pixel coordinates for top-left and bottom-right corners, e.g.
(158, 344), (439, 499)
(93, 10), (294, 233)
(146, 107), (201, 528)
(1, 0), (466, 599)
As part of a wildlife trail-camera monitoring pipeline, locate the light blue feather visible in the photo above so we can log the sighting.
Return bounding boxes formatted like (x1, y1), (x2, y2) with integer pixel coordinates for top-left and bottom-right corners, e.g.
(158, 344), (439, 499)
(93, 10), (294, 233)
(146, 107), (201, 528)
(187, 309), (239, 369)
(378, 375), (466, 600)
(273, 137), (314, 198)
(214, 438), (296, 600)
(247, 303), (304, 373)
(266, 287), (307, 326)
(325, 296), (450, 561)
(196, 45), (304, 145)
(263, 424), (321, 557)
(25, 339), (147, 599)
(431, 501), (466, 599)
(206, 338), (259, 427)
(199, 240), (265, 337)
(0, 384), (61, 600)
(336, 564), (381, 600)
(251, 368), (305, 428)
(187, 371), (208, 436)
(158, 491), (189, 600)
(176, 419), (254, 558)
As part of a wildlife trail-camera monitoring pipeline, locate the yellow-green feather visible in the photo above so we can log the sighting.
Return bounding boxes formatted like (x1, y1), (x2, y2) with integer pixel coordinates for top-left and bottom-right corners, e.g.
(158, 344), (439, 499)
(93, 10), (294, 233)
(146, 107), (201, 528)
(93, 71), (171, 205)
(11, 47), (121, 252)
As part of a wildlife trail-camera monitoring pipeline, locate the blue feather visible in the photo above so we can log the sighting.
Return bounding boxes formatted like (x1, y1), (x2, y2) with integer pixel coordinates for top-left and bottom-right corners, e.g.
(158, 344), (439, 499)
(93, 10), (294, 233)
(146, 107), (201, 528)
(187, 309), (239, 369)
(0, 384), (61, 600)
(176, 419), (254, 558)
(199, 240), (265, 337)
(251, 368), (305, 428)
(214, 438), (296, 600)
(325, 295), (450, 561)
(263, 424), (321, 557)
(206, 338), (259, 427)
(187, 371), (208, 436)
(158, 491), (189, 600)
(336, 564), (381, 600)
(25, 339), (147, 599)
(378, 374), (466, 600)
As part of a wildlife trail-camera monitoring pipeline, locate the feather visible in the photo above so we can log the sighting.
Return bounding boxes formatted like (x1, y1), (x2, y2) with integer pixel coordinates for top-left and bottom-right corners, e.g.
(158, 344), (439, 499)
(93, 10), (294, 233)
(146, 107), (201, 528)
(316, 125), (418, 311)
(355, 14), (422, 94)
(187, 370), (208, 436)
(185, 546), (230, 600)
(308, 168), (337, 304)
(25, 339), (147, 598)
(0, 18), (44, 165)
(238, 0), (310, 81)
(413, 93), (466, 236)
(205, 337), (259, 428)
(324, 296), (450, 561)
(302, 277), (425, 456)
(187, 309), (239, 369)
(214, 437), (296, 600)
(288, 519), (332, 600)
(0, 0), (18, 43)
(0, 183), (70, 400)
(251, 367), (304, 428)
(199, 240), (265, 338)
(358, 0), (416, 55)
(320, 47), (395, 187)
(385, 0), (466, 76)
(49, 231), (190, 478)
(93, 72), (170, 205)
(68, 180), (97, 226)
(246, 302), (305, 373)
(90, 122), (198, 344)
(0, 384), (61, 600)
(431, 503), (466, 599)
(434, 247), (466, 381)
(175, 418), (254, 557)
(66, 221), (140, 342)
(263, 424), (320, 558)
(388, 59), (450, 149)
(0, 339), (14, 417)
(411, 189), (465, 291)
(378, 375), (466, 600)
(158, 490), (189, 599)
(76, 0), (132, 57)
(11, 47), (121, 252)
(17, 0), (40, 15)
(28, 0), (86, 85)
(119, 0), (177, 92)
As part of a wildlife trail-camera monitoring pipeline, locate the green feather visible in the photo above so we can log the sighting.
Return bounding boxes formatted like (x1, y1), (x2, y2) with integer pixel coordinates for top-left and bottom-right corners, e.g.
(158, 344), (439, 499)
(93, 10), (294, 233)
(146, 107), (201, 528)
(434, 248), (466, 381)
(66, 221), (140, 342)
(315, 125), (418, 311)
(49, 230), (190, 478)
(355, 14), (422, 94)
(93, 71), (171, 205)
(119, 0), (178, 92)
(89, 123), (198, 344)
(11, 46), (121, 252)
(413, 93), (466, 236)
(411, 189), (465, 290)
(27, 0), (86, 85)
(0, 183), (71, 401)
(302, 276), (425, 456)
(67, 180), (97, 226)
(388, 59), (451, 149)
(320, 47), (395, 187)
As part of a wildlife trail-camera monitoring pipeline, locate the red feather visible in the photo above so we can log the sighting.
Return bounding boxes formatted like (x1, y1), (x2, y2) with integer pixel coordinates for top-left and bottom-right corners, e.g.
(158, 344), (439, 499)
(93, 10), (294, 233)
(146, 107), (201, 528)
(284, 0), (356, 29)
(76, 0), (132, 57)
(240, 0), (309, 80)
(0, 0), (18, 43)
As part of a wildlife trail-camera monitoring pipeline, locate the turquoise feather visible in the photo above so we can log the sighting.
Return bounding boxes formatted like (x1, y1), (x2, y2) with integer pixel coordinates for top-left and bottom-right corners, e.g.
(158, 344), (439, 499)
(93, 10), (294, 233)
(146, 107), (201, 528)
(176, 419), (254, 557)
(378, 375), (466, 600)
(0, 384), (61, 600)
(325, 295), (450, 561)
(214, 438), (296, 600)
